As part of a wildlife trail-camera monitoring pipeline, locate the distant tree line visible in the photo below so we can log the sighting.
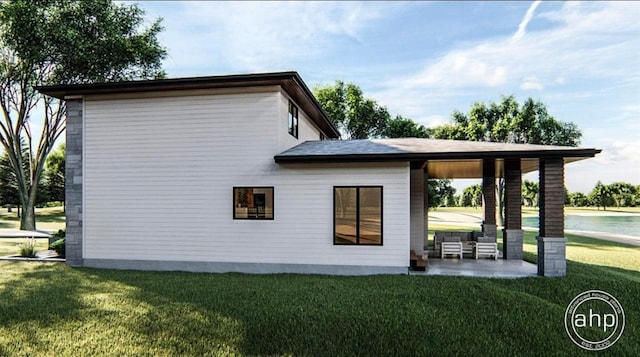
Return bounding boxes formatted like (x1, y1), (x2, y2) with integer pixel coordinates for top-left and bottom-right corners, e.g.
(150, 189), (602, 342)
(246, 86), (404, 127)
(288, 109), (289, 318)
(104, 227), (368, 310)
(0, 144), (65, 214)
(450, 180), (639, 210)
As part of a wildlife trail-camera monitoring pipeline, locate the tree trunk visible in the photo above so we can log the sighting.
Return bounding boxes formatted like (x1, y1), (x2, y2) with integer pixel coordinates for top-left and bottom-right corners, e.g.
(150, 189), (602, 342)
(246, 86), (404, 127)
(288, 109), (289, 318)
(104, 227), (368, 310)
(496, 178), (505, 227)
(20, 202), (36, 230)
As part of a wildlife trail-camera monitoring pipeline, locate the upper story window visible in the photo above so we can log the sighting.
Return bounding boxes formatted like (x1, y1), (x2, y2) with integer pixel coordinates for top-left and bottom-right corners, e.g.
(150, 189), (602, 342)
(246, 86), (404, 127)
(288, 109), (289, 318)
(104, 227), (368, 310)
(288, 100), (299, 138)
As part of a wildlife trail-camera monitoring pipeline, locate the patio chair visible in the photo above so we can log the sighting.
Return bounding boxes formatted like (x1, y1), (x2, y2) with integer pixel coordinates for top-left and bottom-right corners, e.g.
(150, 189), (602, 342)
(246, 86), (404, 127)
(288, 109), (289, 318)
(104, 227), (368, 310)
(441, 236), (462, 259)
(474, 238), (499, 260)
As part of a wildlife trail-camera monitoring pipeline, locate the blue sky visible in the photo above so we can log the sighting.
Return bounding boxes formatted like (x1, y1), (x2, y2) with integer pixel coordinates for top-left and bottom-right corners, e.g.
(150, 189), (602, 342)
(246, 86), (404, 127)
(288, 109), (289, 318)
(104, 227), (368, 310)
(137, 1), (639, 193)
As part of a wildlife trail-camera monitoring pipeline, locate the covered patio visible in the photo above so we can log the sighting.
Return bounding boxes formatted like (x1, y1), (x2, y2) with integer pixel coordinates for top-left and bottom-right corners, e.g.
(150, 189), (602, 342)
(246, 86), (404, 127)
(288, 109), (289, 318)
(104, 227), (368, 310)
(275, 138), (601, 277)
(411, 258), (537, 278)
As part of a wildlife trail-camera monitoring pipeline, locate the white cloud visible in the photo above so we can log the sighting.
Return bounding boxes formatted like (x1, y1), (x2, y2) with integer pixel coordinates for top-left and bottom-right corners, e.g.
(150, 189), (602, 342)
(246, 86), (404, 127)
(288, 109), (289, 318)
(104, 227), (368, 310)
(512, 0), (542, 41)
(372, 2), (639, 123)
(520, 76), (543, 90)
(160, 1), (390, 73)
(399, 53), (507, 88)
(607, 141), (640, 163)
(400, 2), (636, 89)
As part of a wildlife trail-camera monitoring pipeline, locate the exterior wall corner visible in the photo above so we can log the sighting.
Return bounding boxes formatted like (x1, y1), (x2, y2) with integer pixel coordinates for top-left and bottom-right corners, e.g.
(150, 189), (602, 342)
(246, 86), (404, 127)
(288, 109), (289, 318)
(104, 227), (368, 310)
(65, 99), (83, 267)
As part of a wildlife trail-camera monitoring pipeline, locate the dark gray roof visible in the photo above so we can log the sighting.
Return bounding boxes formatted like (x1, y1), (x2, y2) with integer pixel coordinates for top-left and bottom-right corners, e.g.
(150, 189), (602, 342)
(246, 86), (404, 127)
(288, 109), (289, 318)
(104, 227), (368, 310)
(275, 138), (601, 162)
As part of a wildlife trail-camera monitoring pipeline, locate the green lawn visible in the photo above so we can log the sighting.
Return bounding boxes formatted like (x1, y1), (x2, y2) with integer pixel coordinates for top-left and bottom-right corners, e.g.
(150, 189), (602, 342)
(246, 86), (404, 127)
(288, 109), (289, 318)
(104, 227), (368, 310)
(0, 206), (65, 231)
(0, 238), (49, 257)
(1, 242), (639, 355)
(1, 207), (639, 355)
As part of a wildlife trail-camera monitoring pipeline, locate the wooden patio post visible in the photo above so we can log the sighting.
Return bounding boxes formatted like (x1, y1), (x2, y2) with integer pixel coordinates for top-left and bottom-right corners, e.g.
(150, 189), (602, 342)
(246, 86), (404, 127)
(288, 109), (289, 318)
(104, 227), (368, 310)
(503, 158), (523, 259)
(537, 158), (567, 276)
(482, 159), (497, 238)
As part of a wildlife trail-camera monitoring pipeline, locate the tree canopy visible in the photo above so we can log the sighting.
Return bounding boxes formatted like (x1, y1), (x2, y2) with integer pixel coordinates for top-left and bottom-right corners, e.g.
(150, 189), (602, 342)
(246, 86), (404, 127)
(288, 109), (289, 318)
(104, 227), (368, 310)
(314, 81), (391, 139)
(432, 95), (582, 224)
(431, 95), (582, 146)
(0, 0), (167, 229)
(383, 115), (431, 139)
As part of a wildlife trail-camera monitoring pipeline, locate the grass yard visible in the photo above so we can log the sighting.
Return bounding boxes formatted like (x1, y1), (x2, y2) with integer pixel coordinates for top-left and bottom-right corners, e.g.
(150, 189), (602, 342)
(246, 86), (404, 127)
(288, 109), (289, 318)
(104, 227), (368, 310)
(1, 207), (638, 355)
(0, 238), (49, 257)
(0, 206), (65, 232)
(1, 241), (639, 356)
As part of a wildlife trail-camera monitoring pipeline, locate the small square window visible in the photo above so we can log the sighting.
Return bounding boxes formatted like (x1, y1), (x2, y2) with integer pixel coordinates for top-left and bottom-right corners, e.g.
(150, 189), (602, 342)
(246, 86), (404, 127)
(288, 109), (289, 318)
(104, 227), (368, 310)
(288, 101), (298, 138)
(234, 187), (274, 220)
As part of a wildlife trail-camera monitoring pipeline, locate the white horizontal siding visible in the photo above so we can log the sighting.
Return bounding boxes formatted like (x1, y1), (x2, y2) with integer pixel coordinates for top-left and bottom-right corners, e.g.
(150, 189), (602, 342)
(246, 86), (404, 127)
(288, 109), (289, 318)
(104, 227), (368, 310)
(83, 90), (410, 269)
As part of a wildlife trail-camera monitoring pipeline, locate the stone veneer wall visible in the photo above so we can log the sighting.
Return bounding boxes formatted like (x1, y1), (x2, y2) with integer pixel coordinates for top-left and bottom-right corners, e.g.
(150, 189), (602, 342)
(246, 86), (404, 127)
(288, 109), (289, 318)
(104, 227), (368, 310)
(65, 99), (83, 267)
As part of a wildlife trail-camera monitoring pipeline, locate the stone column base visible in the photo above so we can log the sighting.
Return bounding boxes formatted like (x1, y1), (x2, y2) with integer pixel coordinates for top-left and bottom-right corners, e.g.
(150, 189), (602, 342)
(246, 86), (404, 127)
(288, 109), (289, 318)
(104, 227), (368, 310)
(503, 229), (523, 259)
(537, 236), (566, 277)
(481, 223), (497, 238)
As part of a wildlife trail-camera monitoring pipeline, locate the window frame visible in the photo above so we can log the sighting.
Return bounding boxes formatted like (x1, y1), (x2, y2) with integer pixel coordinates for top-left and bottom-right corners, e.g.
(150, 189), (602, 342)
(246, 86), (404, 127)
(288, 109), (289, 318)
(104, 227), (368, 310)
(288, 100), (299, 138)
(233, 187), (275, 220)
(333, 186), (383, 246)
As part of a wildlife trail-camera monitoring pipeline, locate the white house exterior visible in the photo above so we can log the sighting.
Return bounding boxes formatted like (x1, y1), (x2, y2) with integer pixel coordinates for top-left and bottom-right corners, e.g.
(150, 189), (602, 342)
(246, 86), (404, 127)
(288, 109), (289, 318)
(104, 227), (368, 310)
(37, 72), (600, 276)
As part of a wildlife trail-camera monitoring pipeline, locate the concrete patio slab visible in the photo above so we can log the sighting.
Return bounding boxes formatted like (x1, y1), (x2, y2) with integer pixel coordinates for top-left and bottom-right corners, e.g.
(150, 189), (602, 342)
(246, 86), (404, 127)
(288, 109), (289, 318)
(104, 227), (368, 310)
(411, 258), (538, 278)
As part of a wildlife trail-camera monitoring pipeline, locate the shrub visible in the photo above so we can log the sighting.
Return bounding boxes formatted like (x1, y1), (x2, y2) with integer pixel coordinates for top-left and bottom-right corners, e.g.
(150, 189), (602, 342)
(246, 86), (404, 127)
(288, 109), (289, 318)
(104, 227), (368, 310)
(52, 229), (66, 239)
(50, 238), (65, 257)
(19, 237), (37, 258)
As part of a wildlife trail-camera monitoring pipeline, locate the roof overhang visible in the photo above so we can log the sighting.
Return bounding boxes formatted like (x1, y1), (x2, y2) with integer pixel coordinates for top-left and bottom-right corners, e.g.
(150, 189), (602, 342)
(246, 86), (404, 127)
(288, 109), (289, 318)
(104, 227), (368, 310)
(35, 71), (341, 139)
(274, 138), (601, 179)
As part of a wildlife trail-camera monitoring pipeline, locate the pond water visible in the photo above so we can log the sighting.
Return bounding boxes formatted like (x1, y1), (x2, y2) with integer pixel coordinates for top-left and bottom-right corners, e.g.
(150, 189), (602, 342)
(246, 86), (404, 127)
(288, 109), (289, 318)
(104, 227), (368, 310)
(522, 215), (640, 238)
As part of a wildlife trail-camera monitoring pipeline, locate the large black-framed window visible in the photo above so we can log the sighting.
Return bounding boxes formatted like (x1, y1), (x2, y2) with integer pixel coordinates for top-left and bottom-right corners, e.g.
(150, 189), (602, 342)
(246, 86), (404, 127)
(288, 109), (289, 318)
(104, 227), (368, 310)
(233, 187), (274, 220)
(334, 186), (383, 245)
(288, 100), (299, 138)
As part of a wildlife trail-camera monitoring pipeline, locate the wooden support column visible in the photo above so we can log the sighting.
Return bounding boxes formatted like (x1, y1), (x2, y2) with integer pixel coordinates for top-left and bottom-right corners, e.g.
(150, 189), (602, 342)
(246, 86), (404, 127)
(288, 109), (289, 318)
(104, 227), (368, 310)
(503, 158), (523, 259)
(424, 169), (429, 250)
(537, 158), (567, 277)
(482, 159), (497, 238)
(410, 169), (425, 254)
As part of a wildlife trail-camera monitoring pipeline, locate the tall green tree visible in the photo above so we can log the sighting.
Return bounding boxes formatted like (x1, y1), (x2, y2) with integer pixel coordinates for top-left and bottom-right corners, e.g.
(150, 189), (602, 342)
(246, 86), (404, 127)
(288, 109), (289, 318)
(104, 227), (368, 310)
(0, 0), (166, 229)
(0, 150), (19, 212)
(589, 181), (612, 211)
(567, 192), (590, 207)
(383, 115), (431, 138)
(427, 179), (456, 208)
(607, 182), (637, 208)
(45, 143), (65, 206)
(522, 180), (539, 207)
(432, 95), (582, 225)
(314, 81), (390, 139)
(459, 184), (482, 208)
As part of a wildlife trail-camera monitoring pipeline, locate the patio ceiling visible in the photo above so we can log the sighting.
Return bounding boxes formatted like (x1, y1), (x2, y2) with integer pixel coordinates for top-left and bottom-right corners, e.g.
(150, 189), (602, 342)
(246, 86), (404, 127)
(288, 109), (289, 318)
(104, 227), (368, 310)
(275, 138), (601, 179)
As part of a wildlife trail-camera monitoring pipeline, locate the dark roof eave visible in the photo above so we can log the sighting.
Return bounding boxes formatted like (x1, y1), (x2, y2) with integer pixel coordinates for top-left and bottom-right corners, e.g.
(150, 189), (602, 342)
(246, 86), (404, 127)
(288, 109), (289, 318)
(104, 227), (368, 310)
(274, 148), (602, 164)
(34, 72), (301, 99)
(35, 71), (341, 139)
